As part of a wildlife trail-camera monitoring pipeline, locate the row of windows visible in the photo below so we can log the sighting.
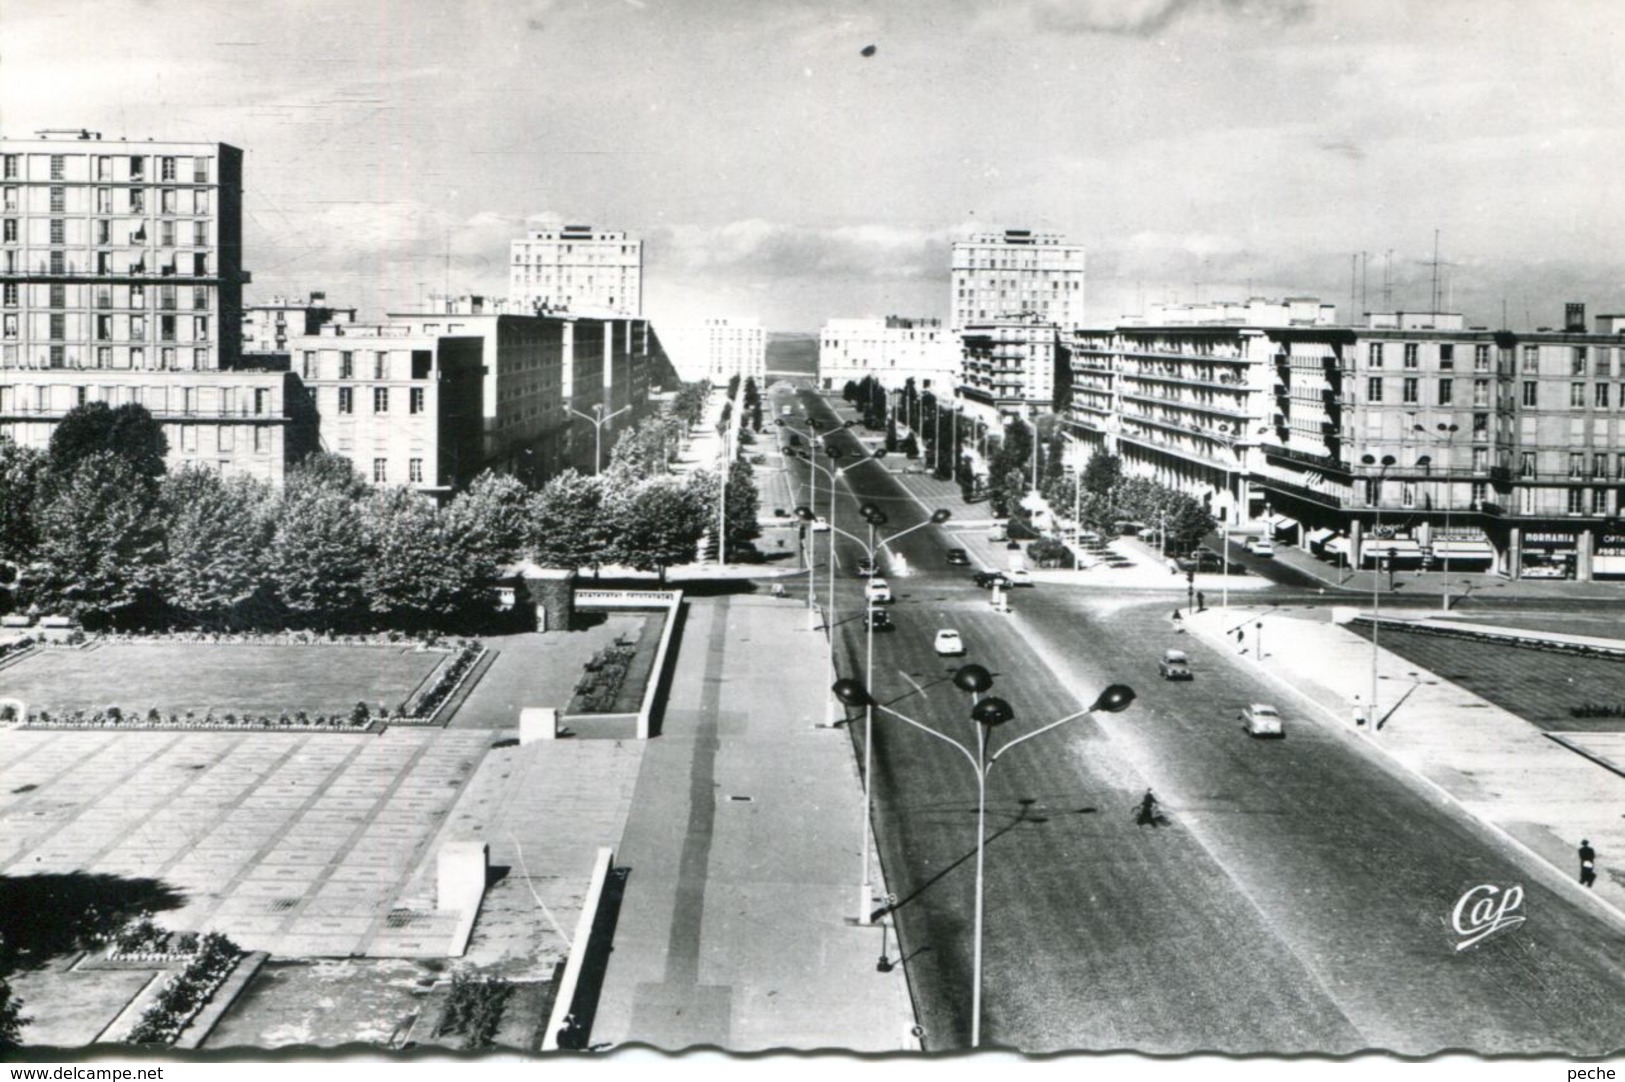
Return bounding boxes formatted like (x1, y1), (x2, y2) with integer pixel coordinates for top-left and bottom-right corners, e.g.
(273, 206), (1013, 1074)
(1, 383), (268, 413)
(3, 283), (210, 310)
(4, 312), (208, 342)
(1368, 343), (1496, 370)
(1, 154), (209, 184)
(3, 217), (211, 246)
(0, 187), (210, 216)
(372, 458), (426, 484)
(334, 386), (427, 415)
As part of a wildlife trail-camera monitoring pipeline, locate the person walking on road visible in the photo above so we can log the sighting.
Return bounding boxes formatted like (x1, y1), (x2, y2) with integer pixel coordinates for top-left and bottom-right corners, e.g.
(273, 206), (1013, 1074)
(1580, 839), (1597, 887)
(1196, 591), (1206, 612)
(1353, 695), (1368, 728)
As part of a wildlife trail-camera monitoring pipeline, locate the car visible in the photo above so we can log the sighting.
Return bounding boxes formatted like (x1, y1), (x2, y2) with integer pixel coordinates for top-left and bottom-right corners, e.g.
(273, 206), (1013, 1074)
(972, 569), (1010, 589)
(989, 524), (1008, 542)
(1240, 703), (1284, 738)
(863, 608), (894, 632)
(865, 578), (893, 604)
(934, 629), (965, 656)
(1158, 649), (1193, 680)
(945, 547), (971, 566)
(854, 557), (879, 577)
(1007, 568), (1034, 587)
(811, 516), (830, 533)
(1244, 537), (1276, 557)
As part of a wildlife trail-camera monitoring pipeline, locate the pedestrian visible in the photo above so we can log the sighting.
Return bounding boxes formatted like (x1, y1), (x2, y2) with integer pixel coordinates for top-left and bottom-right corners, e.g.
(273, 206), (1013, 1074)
(1197, 591), (1206, 612)
(1580, 839), (1597, 888)
(1352, 695), (1367, 727)
(1235, 627), (1245, 651)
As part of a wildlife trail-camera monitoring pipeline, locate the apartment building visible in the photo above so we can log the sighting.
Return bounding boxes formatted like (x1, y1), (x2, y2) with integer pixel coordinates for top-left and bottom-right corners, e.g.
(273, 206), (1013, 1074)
(958, 317), (1061, 425)
(508, 224), (642, 318)
(818, 316), (953, 394)
(1061, 298), (1625, 581)
(0, 131), (325, 482)
(949, 229), (1086, 332)
(241, 292), (356, 360)
(660, 317), (766, 385)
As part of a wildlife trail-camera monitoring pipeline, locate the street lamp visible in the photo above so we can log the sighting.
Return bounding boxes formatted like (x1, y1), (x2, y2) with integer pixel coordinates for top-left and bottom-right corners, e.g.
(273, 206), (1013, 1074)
(567, 402), (632, 476)
(1360, 453), (1396, 729)
(1414, 422), (1460, 611)
(832, 668), (1135, 1049)
(814, 501), (951, 926)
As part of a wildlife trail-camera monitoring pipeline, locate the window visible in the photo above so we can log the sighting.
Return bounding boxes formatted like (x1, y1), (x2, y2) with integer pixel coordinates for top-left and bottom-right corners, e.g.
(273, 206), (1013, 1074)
(160, 189), (177, 214)
(3, 313), (17, 338)
(192, 189), (209, 214)
(254, 388), (269, 415)
(1, 219), (13, 243)
(1473, 412), (1489, 436)
(131, 346), (144, 369)
(1473, 447), (1489, 472)
(1570, 452), (1585, 478)
(1366, 377), (1384, 403)
(2, 283), (14, 307)
(301, 351), (315, 378)
(253, 427), (267, 453)
(2, 188), (14, 211)
(49, 187), (65, 212)
(159, 220), (174, 247)
(96, 315), (112, 341)
(1364, 478), (1381, 505)
(182, 426), (198, 452)
(1568, 488), (1585, 514)
(339, 351), (353, 379)
(193, 158), (209, 183)
(373, 387), (389, 413)
(49, 219), (64, 244)
(1571, 383), (1586, 408)
(193, 221), (208, 247)
(193, 348), (207, 370)
(1, 155), (16, 179)
(96, 347), (111, 368)
(1597, 384), (1610, 409)
(1368, 343), (1384, 368)
(1438, 378), (1453, 405)
(131, 284), (144, 306)
(1404, 343), (1419, 368)
(1522, 345), (1539, 372)
(49, 155), (64, 180)
(129, 155), (145, 178)
(1520, 452), (1536, 477)
(1596, 454), (1609, 479)
(95, 187), (111, 213)
(131, 315), (145, 339)
(194, 316), (208, 340)
(373, 458), (388, 483)
(374, 352), (387, 379)
(1594, 488), (1608, 514)
(193, 253), (207, 276)
(409, 387), (425, 414)
(1402, 482), (1416, 507)
(1402, 378), (1419, 404)
(218, 426), (234, 452)
(1572, 347), (1588, 375)
(409, 458), (424, 484)
(49, 314), (64, 340)
(1522, 381), (1538, 407)
(338, 387), (353, 414)
(160, 315), (176, 342)
(129, 189), (144, 213)
(160, 157), (176, 181)
(1439, 344), (1454, 369)
(193, 286), (208, 310)
(160, 347), (175, 370)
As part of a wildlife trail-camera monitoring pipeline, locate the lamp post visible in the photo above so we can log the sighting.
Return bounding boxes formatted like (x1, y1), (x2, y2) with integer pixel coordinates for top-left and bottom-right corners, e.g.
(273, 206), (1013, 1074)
(812, 502), (951, 925)
(832, 669), (1136, 1048)
(778, 417), (830, 610)
(1413, 422), (1460, 611)
(1360, 453), (1396, 729)
(567, 402), (632, 476)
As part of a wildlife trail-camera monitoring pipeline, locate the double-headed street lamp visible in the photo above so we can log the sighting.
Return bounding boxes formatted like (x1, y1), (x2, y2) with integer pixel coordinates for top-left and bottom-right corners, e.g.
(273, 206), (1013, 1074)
(1413, 422), (1461, 611)
(1360, 453), (1397, 729)
(567, 402), (633, 476)
(808, 502), (951, 927)
(832, 666), (1136, 1049)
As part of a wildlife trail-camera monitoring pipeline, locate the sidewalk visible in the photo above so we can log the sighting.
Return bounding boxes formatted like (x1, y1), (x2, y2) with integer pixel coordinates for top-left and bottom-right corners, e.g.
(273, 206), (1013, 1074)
(590, 594), (917, 1051)
(1182, 603), (1625, 926)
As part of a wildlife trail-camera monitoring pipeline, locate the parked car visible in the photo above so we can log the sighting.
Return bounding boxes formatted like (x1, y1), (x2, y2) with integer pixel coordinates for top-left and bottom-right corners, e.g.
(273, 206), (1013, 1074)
(812, 516), (830, 533)
(1240, 703), (1284, 738)
(864, 608), (894, 632)
(934, 629), (965, 656)
(854, 557), (879, 577)
(1244, 537), (1276, 557)
(866, 578), (893, 604)
(945, 547), (970, 566)
(1007, 568), (1034, 587)
(989, 523), (1008, 542)
(973, 569), (1010, 590)
(1158, 649), (1193, 680)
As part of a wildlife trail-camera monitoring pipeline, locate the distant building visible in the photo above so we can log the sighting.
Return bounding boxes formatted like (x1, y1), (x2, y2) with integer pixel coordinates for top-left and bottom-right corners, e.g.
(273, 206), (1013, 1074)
(241, 292), (356, 360)
(818, 316), (953, 394)
(0, 130), (323, 484)
(957, 317), (1061, 424)
(508, 224), (642, 318)
(949, 229), (1086, 332)
(660, 317), (765, 385)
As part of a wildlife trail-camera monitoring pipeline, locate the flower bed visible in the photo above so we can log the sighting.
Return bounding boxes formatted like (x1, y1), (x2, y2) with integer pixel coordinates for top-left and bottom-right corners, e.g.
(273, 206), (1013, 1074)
(123, 932), (243, 1046)
(396, 641), (487, 724)
(570, 642), (639, 713)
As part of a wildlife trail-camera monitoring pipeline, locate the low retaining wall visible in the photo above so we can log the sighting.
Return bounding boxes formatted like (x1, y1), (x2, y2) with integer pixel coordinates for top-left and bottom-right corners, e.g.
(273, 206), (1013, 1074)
(1351, 616), (1625, 661)
(543, 846), (617, 1052)
(572, 590), (685, 740)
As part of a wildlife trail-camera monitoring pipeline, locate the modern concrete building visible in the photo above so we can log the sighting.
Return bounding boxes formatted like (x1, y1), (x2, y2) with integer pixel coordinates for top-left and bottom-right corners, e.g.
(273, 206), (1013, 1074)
(508, 223), (642, 318)
(0, 130), (324, 483)
(661, 317), (765, 385)
(241, 291), (356, 361)
(957, 317), (1061, 425)
(1060, 298), (1625, 581)
(818, 316), (954, 394)
(949, 229), (1086, 332)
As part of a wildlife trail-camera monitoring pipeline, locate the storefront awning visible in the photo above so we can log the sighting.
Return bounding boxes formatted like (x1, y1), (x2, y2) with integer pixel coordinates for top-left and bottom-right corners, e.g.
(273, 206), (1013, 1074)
(1323, 537), (1349, 555)
(1305, 527), (1336, 546)
(1432, 540), (1495, 557)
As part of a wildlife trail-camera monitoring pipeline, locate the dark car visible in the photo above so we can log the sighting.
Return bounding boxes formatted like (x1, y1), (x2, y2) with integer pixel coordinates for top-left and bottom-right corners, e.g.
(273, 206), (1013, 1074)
(864, 608), (894, 632)
(854, 557), (879, 577)
(973, 569), (1011, 589)
(945, 547), (970, 566)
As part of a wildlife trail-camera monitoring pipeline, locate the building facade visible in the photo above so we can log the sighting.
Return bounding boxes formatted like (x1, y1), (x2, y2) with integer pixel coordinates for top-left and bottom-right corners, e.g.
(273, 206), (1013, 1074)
(949, 229), (1086, 332)
(818, 316), (953, 394)
(958, 317), (1061, 425)
(660, 317), (766, 385)
(241, 292), (356, 360)
(1061, 299), (1625, 581)
(508, 224), (642, 318)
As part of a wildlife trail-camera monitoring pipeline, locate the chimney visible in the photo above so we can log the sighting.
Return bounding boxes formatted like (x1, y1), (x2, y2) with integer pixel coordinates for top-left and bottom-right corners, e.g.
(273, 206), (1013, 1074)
(1565, 302), (1586, 333)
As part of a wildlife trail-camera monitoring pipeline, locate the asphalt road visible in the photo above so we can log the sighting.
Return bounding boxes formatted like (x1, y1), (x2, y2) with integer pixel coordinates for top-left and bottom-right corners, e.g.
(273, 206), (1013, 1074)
(771, 383), (1625, 1055)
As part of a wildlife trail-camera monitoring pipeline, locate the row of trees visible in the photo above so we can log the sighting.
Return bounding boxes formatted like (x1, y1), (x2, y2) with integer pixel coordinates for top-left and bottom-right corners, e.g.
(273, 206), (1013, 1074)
(0, 390), (761, 632)
(1037, 451), (1215, 554)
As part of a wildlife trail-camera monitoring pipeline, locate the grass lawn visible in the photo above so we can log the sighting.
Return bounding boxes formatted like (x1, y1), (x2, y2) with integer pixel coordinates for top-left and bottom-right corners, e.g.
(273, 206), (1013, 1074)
(3, 642), (449, 717)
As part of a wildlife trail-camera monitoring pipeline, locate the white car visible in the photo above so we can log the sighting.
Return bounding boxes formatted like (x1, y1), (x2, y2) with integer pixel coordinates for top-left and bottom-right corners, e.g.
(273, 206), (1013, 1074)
(1245, 537), (1276, 557)
(865, 578), (893, 604)
(934, 629), (965, 656)
(1240, 703), (1284, 738)
(1007, 568), (1034, 587)
(811, 516), (830, 533)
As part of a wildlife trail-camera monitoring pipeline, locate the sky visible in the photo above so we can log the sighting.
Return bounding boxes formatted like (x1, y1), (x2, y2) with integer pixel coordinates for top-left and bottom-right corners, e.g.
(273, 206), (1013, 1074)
(5, 0), (1624, 332)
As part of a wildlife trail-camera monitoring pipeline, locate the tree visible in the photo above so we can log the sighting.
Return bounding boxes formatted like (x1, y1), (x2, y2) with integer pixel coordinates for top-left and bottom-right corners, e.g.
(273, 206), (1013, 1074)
(607, 478), (710, 580)
(363, 487), (494, 629)
(288, 451), (371, 501)
(29, 453), (166, 628)
(842, 380), (860, 404)
(0, 976), (27, 1052)
(445, 471), (535, 569)
(267, 461), (369, 629)
(1082, 452), (1123, 497)
(0, 439), (48, 602)
(885, 414), (899, 453)
(606, 417), (678, 482)
(47, 401), (168, 484)
(691, 460), (761, 560)
(901, 432), (920, 460)
(531, 470), (611, 570)
(160, 466), (276, 628)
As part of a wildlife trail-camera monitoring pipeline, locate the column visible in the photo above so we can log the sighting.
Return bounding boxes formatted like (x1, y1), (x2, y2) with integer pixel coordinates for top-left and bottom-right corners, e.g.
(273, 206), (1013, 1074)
(1507, 525), (1522, 580)
(1576, 527), (1594, 582)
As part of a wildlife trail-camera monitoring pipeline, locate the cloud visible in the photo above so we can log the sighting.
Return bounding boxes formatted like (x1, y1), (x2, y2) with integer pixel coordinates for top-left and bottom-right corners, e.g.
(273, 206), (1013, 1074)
(1028, 0), (1311, 37)
(651, 219), (953, 282)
